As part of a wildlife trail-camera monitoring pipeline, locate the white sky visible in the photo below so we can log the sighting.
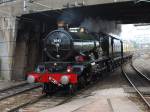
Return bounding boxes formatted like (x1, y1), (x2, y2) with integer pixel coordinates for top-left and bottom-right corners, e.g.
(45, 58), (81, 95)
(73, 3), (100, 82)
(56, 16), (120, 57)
(120, 24), (150, 43)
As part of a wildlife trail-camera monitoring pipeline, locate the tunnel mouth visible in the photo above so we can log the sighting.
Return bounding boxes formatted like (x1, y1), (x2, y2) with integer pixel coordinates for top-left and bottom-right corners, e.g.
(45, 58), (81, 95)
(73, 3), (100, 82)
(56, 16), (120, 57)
(12, 1), (150, 80)
(21, 1), (150, 25)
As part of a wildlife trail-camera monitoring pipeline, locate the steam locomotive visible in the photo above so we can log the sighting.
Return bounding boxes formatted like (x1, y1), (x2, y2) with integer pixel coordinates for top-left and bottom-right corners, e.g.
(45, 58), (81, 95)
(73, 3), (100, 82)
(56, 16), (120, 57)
(27, 27), (132, 94)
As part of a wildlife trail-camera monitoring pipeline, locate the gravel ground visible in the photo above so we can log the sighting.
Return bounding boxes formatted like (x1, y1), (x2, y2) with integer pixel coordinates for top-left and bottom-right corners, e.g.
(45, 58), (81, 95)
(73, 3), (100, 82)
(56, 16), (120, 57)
(0, 88), (42, 112)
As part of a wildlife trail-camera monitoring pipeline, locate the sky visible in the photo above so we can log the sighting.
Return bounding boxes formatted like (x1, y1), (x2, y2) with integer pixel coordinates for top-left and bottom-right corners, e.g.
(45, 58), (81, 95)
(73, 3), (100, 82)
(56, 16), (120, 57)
(120, 24), (150, 44)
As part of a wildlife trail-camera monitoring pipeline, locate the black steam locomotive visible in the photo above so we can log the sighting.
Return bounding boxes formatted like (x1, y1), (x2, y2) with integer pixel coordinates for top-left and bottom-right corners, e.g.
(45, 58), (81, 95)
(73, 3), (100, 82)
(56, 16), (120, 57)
(27, 27), (132, 94)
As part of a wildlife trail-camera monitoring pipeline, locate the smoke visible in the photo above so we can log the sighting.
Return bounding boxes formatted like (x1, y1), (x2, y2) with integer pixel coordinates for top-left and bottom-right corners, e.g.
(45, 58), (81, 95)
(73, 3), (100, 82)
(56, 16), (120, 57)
(57, 10), (82, 25)
(80, 18), (121, 35)
(57, 9), (121, 34)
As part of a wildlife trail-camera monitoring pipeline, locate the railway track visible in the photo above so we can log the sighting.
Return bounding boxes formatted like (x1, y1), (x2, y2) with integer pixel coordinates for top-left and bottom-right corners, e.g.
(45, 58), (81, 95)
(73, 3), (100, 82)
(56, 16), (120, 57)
(132, 62), (150, 81)
(8, 91), (75, 112)
(1, 84), (87, 111)
(0, 83), (43, 112)
(17, 94), (74, 112)
(132, 64), (150, 81)
(10, 78), (102, 112)
(122, 64), (150, 108)
(0, 82), (27, 92)
(0, 83), (41, 101)
(7, 94), (46, 112)
(1, 67), (121, 112)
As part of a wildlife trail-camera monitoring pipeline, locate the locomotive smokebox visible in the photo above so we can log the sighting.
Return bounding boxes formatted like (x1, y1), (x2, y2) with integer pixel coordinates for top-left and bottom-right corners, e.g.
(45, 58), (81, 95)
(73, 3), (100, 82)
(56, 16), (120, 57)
(44, 28), (100, 61)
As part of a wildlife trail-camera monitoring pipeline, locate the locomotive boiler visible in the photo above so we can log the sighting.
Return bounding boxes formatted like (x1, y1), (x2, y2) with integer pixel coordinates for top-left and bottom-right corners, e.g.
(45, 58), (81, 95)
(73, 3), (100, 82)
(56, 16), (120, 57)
(27, 27), (132, 94)
(43, 27), (100, 61)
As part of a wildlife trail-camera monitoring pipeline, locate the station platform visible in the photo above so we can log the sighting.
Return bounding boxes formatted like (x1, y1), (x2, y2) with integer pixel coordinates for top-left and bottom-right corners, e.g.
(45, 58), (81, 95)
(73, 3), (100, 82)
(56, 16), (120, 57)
(41, 88), (144, 112)
(0, 80), (26, 91)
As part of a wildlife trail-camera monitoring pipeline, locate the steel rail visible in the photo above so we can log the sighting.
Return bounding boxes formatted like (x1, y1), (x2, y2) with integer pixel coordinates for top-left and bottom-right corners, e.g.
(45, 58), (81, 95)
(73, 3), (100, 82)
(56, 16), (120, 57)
(8, 93), (75, 112)
(7, 94), (46, 112)
(122, 66), (150, 108)
(0, 82), (27, 92)
(9, 73), (103, 112)
(0, 83), (42, 101)
(131, 64), (150, 81)
(8, 92), (74, 112)
(0, 0), (16, 4)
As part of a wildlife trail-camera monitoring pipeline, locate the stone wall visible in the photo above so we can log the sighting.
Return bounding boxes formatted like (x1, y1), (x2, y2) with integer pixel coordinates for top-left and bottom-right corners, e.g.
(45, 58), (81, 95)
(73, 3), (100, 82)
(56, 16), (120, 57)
(0, 17), (17, 80)
(0, 0), (132, 16)
(12, 20), (42, 81)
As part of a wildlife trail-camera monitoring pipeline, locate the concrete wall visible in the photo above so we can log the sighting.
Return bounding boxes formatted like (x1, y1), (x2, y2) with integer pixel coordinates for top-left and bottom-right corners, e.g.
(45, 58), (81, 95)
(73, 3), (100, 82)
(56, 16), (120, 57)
(0, 16), (41, 81)
(0, 17), (17, 80)
(0, 0), (132, 16)
(12, 21), (41, 81)
(28, 0), (132, 12)
(12, 41), (27, 80)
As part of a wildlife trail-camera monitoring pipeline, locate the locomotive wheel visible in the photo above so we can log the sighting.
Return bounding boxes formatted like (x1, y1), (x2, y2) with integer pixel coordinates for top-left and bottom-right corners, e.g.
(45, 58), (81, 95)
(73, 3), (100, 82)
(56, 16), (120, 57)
(108, 61), (114, 72)
(78, 76), (86, 89)
(85, 72), (93, 85)
(93, 73), (100, 82)
(109, 64), (113, 72)
(68, 84), (77, 95)
(43, 83), (55, 95)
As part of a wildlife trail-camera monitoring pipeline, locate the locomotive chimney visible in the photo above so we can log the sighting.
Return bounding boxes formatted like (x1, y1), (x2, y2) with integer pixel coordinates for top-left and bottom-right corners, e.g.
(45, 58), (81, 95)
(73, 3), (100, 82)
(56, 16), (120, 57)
(57, 21), (65, 29)
(57, 21), (69, 30)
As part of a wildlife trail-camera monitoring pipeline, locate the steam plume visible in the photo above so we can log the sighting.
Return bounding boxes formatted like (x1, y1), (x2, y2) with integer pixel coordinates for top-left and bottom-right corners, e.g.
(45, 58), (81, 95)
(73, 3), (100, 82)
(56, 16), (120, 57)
(80, 18), (121, 35)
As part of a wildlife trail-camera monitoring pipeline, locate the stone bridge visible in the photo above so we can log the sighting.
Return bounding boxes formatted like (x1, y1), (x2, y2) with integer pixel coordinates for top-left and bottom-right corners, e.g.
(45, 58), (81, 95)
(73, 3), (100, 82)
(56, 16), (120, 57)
(0, 0), (149, 80)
